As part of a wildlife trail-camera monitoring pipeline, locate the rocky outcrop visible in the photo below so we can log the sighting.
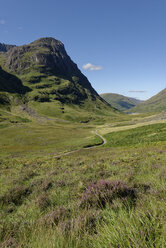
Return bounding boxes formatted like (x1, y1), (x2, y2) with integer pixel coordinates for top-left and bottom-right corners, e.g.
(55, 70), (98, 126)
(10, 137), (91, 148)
(7, 45), (31, 72)
(0, 37), (111, 108)
(31, 38), (79, 77)
(6, 37), (99, 95)
(6, 38), (75, 76)
(0, 43), (15, 52)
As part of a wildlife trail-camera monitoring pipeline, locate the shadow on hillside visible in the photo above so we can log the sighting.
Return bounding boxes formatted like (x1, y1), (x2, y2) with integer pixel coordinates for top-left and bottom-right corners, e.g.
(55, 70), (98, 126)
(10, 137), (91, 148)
(0, 66), (31, 94)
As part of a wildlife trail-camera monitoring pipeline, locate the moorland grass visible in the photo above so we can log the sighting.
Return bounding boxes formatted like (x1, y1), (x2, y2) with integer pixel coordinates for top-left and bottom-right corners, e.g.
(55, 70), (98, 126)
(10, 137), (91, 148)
(0, 116), (166, 247)
(0, 140), (166, 247)
(104, 122), (166, 147)
(0, 121), (102, 158)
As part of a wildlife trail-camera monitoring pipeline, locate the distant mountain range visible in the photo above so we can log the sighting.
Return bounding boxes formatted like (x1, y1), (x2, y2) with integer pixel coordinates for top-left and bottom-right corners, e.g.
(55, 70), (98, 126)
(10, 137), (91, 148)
(0, 37), (117, 122)
(130, 88), (166, 113)
(100, 93), (143, 111)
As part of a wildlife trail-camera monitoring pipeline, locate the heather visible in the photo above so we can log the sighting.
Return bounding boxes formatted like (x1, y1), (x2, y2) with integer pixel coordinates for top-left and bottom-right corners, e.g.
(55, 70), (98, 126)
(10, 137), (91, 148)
(0, 138), (165, 247)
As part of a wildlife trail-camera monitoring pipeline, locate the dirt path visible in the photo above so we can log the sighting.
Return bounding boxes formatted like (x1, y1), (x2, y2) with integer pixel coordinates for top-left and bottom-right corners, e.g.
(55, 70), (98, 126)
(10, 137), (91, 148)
(53, 130), (106, 158)
(94, 129), (107, 145)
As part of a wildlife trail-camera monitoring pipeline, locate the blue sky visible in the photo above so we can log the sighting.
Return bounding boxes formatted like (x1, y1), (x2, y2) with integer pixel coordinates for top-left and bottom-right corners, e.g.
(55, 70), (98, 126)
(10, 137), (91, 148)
(0, 0), (166, 100)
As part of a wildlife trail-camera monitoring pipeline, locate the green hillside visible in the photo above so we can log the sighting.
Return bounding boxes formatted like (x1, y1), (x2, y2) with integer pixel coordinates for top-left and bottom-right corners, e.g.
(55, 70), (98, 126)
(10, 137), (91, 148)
(131, 88), (166, 113)
(0, 66), (30, 108)
(100, 93), (142, 111)
(0, 38), (118, 122)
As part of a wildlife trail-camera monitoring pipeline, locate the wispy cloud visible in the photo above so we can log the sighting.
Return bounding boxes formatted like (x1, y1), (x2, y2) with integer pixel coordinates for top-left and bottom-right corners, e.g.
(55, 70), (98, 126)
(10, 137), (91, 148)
(18, 27), (23, 30)
(82, 63), (103, 71)
(0, 20), (5, 25)
(128, 90), (147, 93)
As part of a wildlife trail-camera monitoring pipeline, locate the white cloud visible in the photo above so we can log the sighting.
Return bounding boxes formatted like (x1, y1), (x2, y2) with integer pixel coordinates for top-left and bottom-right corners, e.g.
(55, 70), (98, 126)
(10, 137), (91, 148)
(0, 20), (5, 25)
(82, 63), (103, 71)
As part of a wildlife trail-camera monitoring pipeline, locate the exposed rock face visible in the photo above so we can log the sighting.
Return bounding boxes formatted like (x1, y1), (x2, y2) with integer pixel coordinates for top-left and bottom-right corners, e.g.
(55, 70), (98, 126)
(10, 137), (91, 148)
(6, 37), (98, 94)
(31, 38), (80, 78)
(0, 43), (16, 52)
(6, 38), (74, 75)
(0, 37), (111, 108)
(7, 45), (31, 72)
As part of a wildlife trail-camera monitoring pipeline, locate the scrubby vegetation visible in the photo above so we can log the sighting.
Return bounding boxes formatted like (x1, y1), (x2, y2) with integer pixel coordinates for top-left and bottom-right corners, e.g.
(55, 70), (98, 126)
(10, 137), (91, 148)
(105, 122), (166, 147)
(0, 116), (166, 247)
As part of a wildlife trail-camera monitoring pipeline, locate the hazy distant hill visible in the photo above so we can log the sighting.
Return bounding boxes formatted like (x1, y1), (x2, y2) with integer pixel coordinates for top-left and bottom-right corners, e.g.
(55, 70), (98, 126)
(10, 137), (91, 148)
(130, 88), (166, 113)
(100, 93), (142, 111)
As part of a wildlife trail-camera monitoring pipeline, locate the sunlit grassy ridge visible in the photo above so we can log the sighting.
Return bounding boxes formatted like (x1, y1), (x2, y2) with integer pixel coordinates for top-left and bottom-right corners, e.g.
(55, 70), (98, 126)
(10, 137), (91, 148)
(131, 88), (166, 113)
(104, 122), (166, 147)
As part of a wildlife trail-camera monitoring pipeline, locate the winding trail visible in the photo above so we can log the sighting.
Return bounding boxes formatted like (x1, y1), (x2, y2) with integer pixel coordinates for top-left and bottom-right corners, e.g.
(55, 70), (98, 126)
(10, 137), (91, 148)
(53, 130), (106, 158)
(94, 130), (107, 145)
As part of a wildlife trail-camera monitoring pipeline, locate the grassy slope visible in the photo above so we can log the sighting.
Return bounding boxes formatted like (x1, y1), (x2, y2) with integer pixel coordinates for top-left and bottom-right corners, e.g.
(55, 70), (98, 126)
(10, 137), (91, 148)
(0, 65), (30, 108)
(0, 63), (121, 124)
(104, 122), (166, 147)
(0, 115), (166, 247)
(100, 93), (141, 111)
(131, 88), (166, 113)
(0, 121), (103, 158)
(0, 40), (118, 123)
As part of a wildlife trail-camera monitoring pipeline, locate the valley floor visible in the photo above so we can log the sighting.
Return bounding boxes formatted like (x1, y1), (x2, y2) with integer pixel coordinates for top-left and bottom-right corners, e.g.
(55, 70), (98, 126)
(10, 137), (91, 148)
(0, 112), (166, 248)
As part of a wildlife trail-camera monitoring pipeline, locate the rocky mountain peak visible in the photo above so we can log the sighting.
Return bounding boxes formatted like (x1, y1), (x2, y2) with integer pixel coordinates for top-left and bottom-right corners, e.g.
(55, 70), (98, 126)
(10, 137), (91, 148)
(0, 37), (112, 114)
(31, 37), (64, 48)
(5, 37), (95, 92)
(6, 37), (73, 76)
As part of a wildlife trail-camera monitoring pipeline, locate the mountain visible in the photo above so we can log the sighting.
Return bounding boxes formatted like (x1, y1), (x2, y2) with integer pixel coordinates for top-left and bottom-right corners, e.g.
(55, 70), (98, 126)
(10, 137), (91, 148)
(0, 38), (117, 121)
(0, 43), (15, 52)
(100, 93), (142, 111)
(130, 88), (166, 113)
(128, 97), (142, 105)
